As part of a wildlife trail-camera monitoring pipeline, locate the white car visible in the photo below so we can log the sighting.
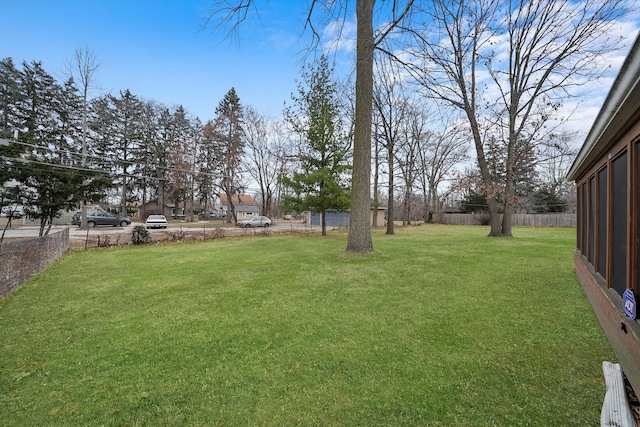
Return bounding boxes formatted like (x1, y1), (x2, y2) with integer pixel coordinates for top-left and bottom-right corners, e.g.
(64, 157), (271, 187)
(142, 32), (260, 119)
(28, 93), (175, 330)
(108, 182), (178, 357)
(145, 214), (168, 229)
(236, 216), (272, 228)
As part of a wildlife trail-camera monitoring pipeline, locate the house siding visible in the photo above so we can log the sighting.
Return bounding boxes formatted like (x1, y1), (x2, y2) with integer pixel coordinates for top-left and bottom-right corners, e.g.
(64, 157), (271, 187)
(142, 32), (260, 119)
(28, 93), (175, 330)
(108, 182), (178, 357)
(569, 35), (640, 395)
(574, 251), (640, 393)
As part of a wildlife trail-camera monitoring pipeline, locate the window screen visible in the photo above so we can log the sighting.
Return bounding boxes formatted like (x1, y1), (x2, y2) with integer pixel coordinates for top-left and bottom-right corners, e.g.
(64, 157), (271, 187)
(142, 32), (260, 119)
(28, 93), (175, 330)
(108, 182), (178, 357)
(637, 144), (640, 293)
(580, 181), (589, 256)
(597, 167), (607, 278)
(577, 184), (583, 252)
(589, 176), (596, 264)
(612, 151), (628, 296)
(582, 182), (588, 255)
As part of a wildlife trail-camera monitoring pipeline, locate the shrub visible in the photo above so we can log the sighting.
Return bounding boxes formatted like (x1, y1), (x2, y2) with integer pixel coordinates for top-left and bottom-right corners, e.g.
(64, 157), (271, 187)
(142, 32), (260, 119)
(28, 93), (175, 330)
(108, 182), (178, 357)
(209, 228), (225, 239)
(476, 213), (490, 225)
(131, 225), (151, 245)
(167, 227), (186, 241)
(96, 235), (111, 247)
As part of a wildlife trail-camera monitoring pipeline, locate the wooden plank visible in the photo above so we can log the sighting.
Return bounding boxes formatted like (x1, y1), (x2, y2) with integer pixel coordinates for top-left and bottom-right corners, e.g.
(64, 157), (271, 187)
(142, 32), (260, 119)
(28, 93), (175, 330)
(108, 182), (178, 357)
(601, 361), (635, 427)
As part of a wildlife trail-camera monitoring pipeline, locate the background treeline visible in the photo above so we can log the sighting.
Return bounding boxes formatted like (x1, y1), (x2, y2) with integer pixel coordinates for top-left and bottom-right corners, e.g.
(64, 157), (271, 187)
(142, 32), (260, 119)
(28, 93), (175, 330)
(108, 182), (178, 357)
(0, 51), (577, 236)
(0, 56), (299, 235)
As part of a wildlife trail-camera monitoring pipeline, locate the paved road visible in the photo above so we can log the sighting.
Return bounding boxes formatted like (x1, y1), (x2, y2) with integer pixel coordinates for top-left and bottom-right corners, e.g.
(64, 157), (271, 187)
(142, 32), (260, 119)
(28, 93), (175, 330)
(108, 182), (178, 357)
(1, 221), (318, 239)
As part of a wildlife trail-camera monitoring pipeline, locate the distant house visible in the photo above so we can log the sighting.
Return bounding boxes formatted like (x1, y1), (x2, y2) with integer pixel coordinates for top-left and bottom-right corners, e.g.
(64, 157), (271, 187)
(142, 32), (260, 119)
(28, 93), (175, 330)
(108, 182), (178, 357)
(217, 194), (259, 220)
(109, 201), (142, 217)
(567, 35), (640, 394)
(138, 201), (186, 219)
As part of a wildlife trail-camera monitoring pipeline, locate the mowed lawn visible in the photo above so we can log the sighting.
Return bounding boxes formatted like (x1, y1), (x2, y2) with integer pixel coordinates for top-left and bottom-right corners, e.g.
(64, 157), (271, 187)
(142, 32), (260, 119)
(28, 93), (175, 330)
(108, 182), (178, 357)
(0, 225), (613, 426)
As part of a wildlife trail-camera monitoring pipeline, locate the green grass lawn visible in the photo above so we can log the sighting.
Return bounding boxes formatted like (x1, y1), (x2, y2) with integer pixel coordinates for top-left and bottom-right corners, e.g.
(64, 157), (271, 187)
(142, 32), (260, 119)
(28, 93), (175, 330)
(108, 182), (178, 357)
(0, 225), (613, 426)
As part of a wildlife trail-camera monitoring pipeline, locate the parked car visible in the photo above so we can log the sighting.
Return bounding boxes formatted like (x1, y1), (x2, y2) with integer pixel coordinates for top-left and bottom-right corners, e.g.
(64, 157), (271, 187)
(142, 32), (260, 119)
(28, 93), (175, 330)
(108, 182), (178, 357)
(145, 214), (168, 229)
(236, 215), (272, 228)
(71, 211), (131, 228)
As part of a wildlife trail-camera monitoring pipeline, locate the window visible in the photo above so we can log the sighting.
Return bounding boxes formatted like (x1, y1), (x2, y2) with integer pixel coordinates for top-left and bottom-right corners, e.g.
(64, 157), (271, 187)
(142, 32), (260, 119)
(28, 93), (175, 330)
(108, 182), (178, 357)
(577, 184), (583, 252)
(637, 142), (640, 293)
(589, 176), (596, 264)
(581, 182), (588, 255)
(597, 167), (607, 278)
(612, 151), (628, 296)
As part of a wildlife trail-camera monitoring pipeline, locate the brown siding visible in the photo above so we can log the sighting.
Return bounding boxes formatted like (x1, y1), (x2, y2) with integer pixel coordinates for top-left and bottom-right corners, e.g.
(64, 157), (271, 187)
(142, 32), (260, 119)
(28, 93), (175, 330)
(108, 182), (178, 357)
(574, 251), (640, 393)
(573, 116), (640, 394)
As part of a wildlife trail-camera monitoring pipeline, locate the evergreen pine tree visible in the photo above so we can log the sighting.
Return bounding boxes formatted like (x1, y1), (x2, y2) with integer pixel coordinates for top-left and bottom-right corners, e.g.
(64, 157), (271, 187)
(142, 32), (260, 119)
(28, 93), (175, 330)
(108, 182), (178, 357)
(0, 57), (24, 139)
(91, 89), (143, 215)
(212, 87), (245, 223)
(281, 55), (351, 236)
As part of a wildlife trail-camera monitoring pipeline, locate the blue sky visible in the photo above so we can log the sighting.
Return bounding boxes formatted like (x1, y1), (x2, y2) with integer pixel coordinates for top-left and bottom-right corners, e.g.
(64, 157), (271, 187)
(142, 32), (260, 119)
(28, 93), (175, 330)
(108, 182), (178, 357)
(1, 0), (639, 137)
(0, 0), (320, 121)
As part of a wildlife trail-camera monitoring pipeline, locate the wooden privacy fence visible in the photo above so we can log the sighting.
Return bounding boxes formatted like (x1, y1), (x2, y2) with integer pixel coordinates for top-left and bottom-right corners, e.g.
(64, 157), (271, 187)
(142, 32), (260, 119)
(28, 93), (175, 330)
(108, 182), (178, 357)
(438, 213), (576, 227)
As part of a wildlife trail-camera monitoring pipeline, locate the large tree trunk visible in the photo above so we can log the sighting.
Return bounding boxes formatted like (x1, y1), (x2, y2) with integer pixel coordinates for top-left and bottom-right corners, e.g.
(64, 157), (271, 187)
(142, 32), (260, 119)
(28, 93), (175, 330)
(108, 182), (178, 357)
(121, 178), (127, 217)
(404, 187), (412, 225)
(321, 210), (327, 236)
(386, 145), (395, 235)
(158, 172), (166, 215)
(467, 110), (502, 236)
(347, 0), (375, 253)
(226, 191), (237, 224)
(486, 197), (502, 236)
(372, 139), (380, 228)
(501, 204), (513, 236)
(429, 183), (438, 222)
(501, 148), (516, 237)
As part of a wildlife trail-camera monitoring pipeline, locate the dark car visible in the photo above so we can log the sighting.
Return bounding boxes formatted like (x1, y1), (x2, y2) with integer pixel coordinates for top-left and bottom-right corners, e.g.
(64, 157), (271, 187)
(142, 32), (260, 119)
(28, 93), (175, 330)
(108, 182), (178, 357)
(71, 211), (131, 228)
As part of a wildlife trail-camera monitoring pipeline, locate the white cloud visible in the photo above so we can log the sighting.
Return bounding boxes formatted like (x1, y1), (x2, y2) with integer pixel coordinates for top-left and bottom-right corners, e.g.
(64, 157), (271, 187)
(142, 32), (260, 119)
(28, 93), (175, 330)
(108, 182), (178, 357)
(322, 19), (357, 54)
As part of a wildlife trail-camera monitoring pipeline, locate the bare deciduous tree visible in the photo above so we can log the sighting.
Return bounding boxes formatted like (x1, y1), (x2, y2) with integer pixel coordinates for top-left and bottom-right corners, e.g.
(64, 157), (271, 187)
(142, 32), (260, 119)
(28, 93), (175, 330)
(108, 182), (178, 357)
(66, 46), (100, 166)
(373, 46), (416, 234)
(535, 130), (577, 202)
(346, 0), (376, 250)
(395, 102), (425, 226)
(408, 0), (628, 236)
(244, 108), (294, 217)
(65, 47), (100, 228)
(346, 0), (413, 250)
(416, 112), (469, 222)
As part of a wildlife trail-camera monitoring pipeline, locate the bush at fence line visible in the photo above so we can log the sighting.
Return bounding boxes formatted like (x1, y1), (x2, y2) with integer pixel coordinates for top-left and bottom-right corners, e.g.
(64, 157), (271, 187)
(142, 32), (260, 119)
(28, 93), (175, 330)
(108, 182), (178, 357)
(210, 228), (225, 239)
(97, 235), (111, 247)
(167, 227), (186, 242)
(131, 225), (151, 245)
(477, 213), (490, 226)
